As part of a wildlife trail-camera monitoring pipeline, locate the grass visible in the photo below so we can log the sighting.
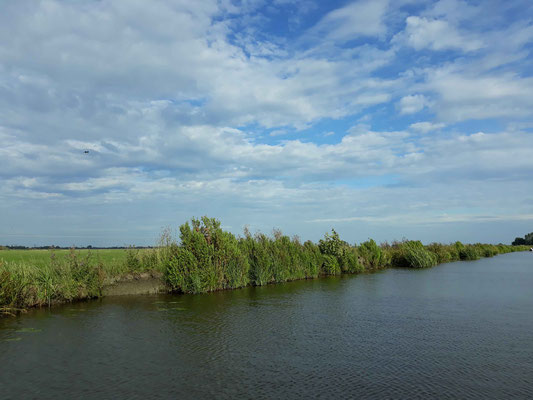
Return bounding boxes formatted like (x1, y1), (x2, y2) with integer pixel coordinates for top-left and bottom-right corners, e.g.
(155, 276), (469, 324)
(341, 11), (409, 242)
(0, 247), (165, 312)
(1, 217), (530, 314)
(162, 218), (529, 294)
(0, 249), (127, 272)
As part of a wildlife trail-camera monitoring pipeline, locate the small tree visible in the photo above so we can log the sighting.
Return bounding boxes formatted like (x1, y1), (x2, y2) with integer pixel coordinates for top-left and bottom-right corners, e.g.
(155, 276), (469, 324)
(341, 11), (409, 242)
(318, 229), (342, 258)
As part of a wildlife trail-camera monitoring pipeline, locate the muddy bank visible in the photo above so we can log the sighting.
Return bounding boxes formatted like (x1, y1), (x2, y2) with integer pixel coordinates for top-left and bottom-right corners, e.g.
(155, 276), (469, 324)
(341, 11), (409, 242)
(103, 272), (167, 296)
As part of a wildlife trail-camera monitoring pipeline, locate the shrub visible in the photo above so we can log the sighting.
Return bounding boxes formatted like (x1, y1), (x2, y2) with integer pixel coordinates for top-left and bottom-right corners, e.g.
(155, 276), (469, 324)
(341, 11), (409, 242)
(301, 240), (322, 278)
(338, 246), (364, 273)
(125, 247), (142, 272)
(358, 239), (384, 270)
(401, 241), (437, 268)
(318, 229), (343, 258)
(164, 246), (203, 293)
(243, 234), (274, 286)
(318, 230), (362, 274)
(139, 249), (161, 272)
(215, 231), (249, 289)
(321, 254), (340, 275)
(458, 245), (480, 261)
(163, 217), (250, 293)
(427, 243), (453, 264)
(476, 244), (498, 258)
(0, 250), (104, 310)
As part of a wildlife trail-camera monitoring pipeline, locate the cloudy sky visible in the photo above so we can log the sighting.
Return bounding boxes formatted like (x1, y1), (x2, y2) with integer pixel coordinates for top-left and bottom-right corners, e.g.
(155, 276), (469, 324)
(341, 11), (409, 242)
(1, 0), (532, 246)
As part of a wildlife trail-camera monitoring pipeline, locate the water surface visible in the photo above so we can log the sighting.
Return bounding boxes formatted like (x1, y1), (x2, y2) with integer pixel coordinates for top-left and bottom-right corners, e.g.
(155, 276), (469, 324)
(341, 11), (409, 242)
(1, 252), (532, 399)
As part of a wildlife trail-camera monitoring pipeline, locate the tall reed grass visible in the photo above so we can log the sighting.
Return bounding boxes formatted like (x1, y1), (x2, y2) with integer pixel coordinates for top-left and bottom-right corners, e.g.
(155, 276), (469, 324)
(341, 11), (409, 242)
(161, 217), (528, 294)
(0, 250), (104, 309)
(0, 247), (165, 312)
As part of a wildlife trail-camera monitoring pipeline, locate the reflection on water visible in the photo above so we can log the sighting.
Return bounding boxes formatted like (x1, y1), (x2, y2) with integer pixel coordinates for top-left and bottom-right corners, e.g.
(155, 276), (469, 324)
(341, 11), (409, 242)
(1, 252), (532, 399)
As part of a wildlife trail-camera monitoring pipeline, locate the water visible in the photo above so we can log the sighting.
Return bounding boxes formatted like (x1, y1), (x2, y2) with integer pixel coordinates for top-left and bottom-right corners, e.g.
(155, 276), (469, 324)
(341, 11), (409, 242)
(1, 252), (532, 399)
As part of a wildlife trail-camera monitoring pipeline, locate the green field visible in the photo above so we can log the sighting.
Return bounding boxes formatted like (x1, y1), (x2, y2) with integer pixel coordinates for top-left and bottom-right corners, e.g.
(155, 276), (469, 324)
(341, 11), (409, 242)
(1, 248), (124, 266)
(0, 249), (130, 276)
(0, 247), (165, 314)
(0, 247), (163, 280)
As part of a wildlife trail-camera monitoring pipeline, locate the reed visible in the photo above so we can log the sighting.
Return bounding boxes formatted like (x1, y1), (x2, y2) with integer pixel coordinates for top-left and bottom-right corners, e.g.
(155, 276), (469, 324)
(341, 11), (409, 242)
(388, 240), (437, 269)
(160, 218), (528, 294)
(0, 247), (163, 311)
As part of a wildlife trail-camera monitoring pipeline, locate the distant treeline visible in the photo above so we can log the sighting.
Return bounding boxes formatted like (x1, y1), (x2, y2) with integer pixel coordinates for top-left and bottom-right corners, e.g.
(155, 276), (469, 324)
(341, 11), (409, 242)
(0, 245), (154, 250)
(512, 232), (533, 246)
(1, 217), (529, 314)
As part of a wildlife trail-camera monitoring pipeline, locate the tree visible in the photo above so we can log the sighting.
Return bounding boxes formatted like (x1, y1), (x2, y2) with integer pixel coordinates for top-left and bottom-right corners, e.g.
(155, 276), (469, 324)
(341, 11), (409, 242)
(512, 232), (533, 246)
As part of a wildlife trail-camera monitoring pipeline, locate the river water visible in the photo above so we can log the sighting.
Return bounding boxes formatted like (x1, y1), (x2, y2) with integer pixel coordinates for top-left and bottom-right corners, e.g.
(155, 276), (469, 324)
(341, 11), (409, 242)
(1, 252), (532, 399)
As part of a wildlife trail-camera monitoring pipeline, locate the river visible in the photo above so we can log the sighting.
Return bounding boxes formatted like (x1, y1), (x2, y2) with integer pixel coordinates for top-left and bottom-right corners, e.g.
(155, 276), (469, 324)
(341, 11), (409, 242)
(1, 252), (532, 399)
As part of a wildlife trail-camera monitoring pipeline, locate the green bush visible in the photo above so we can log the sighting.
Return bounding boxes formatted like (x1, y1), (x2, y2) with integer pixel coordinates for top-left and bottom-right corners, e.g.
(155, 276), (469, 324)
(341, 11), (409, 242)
(318, 229), (343, 258)
(301, 240), (322, 278)
(0, 250), (104, 310)
(338, 247), (364, 273)
(458, 244), (480, 261)
(242, 234), (274, 286)
(358, 239), (384, 270)
(426, 243), (453, 264)
(216, 231), (249, 289)
(164, 246), (203, 293)
(162, 217), (251, 293)
(125, 247), (142, 272)
(318, 230), (362, 273)
(401, 241), (437, 268)
(321, 254), (340, 275)
(473, 244), (498, 258)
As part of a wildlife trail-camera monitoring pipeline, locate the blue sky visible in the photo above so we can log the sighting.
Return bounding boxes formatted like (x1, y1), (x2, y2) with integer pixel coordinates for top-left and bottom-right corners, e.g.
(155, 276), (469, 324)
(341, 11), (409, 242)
(1, 0), (533, 246)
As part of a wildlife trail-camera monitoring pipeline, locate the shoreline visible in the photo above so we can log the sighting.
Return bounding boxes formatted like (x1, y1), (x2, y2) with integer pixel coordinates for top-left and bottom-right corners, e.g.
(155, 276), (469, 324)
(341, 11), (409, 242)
(2, 218), (530, 317)
(2, 250), (529, 317)
(102, 273), (167, 296)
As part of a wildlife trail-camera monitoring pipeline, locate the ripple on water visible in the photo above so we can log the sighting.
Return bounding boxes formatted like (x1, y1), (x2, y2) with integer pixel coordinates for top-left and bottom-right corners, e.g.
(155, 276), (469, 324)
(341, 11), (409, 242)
(0, 253), (532, 399)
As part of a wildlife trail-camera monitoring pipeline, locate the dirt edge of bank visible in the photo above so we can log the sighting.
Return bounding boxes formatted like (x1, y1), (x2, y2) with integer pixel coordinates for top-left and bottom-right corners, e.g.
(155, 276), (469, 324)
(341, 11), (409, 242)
(102, 272), (168, 296)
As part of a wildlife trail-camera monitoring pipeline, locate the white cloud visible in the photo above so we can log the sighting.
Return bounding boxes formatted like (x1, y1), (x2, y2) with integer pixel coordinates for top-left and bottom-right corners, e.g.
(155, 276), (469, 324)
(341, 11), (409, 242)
(402, 16), (484, 52)
(424, 67), (533, 122)
(0, 0), (398, 135)
(397, 94), (429, 114)
(410, 122), (445, 133)
(424, 0), (480, 24)
(1, 0), (533, 245)
(308, 213), (533, 224)
(269, 129), (289, 137)
(3, 123), (533, 244)
(311, 0), (389, 41)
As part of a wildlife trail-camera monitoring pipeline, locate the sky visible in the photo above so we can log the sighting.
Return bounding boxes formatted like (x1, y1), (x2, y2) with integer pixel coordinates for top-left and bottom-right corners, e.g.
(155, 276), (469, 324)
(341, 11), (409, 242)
(1, 0), (533, 247)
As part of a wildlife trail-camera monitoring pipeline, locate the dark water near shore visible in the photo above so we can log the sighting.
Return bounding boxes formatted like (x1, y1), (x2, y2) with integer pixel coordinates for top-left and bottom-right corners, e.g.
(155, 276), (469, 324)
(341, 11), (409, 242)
(1, 252), (532, 399)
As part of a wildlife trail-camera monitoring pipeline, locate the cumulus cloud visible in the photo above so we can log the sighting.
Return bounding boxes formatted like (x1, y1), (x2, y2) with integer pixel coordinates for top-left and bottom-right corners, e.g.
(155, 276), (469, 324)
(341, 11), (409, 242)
(310, 0), (389, 41)
(409, 122), (445, 133)
(1, 0), (532, 245)
(401, 16), (484, 52)
(424, 67), (533, 122)
(397, 94), (429, 114)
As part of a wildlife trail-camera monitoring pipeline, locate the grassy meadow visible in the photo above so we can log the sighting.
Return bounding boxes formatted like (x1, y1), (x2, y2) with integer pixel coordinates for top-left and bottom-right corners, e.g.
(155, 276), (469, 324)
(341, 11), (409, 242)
(1, 217), (529, 315)
(0, 249), (127, 271)
(0, 247), (165, 314)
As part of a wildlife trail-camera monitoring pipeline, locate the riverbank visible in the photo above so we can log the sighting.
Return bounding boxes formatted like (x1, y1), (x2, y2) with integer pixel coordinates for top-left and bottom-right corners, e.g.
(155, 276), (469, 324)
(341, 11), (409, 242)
(1, 217), (529, 316)
(2, 252), (532, 399)
(102, 272), (166, 296)
(0, 247), (167, 315)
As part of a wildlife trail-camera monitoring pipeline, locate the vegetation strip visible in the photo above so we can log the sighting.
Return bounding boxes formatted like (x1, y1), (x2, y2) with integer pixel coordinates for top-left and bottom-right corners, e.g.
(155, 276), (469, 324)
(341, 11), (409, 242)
(1, 217), (529, 315)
